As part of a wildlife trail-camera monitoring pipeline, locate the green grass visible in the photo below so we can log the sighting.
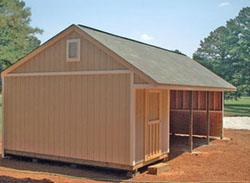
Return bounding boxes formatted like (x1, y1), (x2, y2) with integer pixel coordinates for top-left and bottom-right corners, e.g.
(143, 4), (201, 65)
(225, 96), (250, 117)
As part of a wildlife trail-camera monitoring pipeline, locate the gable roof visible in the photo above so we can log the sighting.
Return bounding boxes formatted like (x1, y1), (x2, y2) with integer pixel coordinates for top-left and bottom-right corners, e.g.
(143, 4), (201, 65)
(78, 25), (236, 91)
(2, 24), (236, 91)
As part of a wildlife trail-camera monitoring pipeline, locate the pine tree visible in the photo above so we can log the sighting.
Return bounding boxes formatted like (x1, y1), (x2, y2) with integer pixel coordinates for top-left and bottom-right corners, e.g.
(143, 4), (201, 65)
(193, 7), (250, 99)
(0, 0), (42, 68)
(0, 0), (42, 90)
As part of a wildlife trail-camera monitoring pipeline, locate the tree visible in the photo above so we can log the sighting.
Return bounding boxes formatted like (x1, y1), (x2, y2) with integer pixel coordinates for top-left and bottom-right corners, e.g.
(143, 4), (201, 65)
(0, 0), (42, 90)
(0, 0), (42, 69)
(226, 7), (250, 98)
(193, 7), (250, 99)
(173, 49), (186, 56)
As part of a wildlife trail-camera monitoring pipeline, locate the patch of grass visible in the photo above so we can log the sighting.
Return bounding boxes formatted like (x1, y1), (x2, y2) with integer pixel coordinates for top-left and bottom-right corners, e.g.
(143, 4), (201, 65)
(225, 96), (250, 117)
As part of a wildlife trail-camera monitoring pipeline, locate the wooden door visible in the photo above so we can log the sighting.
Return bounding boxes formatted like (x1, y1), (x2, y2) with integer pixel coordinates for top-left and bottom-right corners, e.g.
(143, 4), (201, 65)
(144, 89), (162, 161)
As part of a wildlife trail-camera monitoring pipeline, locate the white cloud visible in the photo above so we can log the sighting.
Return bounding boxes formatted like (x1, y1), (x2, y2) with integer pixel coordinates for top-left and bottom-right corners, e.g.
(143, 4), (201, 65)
(218, 2), (230, 7)
(140, 34), (154, 42)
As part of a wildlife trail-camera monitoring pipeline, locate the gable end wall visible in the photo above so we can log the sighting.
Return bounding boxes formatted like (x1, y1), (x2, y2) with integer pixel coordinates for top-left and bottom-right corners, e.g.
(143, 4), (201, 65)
(12, 31), (127, 73)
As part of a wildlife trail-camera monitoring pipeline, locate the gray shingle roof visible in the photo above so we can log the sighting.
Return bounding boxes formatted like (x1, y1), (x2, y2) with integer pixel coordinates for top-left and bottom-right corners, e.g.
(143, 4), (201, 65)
(78, 25), (235, 90)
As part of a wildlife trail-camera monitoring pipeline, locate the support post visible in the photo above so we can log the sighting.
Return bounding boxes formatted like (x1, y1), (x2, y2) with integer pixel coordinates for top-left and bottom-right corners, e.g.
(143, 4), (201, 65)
(130, 72), (135, 166)
(1, 77), (4, 158)
(207, 91), (210, 144)
(221, 91), (224, 139)
(189, 91), (193, 153)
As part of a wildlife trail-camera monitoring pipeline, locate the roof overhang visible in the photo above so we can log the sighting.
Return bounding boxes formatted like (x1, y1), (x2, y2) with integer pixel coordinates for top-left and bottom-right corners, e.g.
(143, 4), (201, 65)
(134, 83), (237, 92)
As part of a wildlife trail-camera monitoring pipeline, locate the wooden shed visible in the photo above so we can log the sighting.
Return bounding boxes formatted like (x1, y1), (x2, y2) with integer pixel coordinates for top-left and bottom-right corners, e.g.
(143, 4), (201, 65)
(1, 24), (236, 172)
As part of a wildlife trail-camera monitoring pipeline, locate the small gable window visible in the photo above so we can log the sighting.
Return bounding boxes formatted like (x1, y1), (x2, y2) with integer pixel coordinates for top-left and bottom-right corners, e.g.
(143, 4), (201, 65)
(66, 39), (80, 62)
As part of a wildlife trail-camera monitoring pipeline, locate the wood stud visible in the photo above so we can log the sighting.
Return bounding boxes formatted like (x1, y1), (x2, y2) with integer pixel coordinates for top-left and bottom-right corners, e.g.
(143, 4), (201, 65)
(189, 91), (193, 153)
(207, 91), (210, 144)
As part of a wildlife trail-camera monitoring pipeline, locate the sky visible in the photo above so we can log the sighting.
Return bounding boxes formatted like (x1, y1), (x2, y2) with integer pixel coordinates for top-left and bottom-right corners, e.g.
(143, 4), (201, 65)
(25, 0), (249, 57)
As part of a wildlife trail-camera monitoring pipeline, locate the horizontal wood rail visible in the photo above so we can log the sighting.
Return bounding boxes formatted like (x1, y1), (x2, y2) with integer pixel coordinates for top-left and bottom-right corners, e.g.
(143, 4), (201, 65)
(5, 70), (130, 77)
(170, 109), (222, 113)
(148, 120), (161, 125)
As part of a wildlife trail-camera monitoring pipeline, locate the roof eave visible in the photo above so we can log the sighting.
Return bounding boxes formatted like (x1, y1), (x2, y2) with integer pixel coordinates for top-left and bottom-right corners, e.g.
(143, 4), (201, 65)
(134, 83), (237, 92)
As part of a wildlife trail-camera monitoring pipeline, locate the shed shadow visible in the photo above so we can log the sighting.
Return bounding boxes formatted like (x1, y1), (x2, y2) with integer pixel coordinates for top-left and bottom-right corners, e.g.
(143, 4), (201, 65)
(168, 134), (214, 161)
(0, 154), (130, 182)
(0, 176), (53, 183)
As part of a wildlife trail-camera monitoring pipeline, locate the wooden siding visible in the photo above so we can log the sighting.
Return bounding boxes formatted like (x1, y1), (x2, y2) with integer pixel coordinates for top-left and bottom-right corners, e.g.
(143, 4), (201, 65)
(170, 90), (223, 136)
(12, 31), (126, 73)
(135, 89), (169, 164)
(4, 74), (131, 165)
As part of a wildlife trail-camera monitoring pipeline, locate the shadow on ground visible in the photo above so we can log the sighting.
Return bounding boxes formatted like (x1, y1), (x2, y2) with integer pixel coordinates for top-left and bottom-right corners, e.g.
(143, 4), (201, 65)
(0, 154), (129, 182)
(0, 176), (52, 183)
(168, 135), (213, 161)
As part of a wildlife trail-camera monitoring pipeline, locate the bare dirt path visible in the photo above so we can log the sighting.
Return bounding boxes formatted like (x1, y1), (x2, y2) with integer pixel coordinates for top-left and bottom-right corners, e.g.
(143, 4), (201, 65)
(1, 129), (250, 182)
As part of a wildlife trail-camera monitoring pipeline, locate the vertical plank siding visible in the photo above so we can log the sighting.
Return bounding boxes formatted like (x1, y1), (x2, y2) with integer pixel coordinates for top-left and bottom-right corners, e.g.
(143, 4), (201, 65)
(13, 31), (126, 73)
(170, 90), (223, 137)
(4, 74), (131, 165)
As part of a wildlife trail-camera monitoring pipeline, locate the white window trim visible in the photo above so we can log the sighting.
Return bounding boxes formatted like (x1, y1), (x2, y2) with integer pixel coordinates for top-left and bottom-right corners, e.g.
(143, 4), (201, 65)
(66, 38), (80, 62)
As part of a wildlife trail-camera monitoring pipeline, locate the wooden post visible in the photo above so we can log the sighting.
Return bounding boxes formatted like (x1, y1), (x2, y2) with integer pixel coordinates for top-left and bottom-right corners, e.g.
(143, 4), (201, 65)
(207, 91), (210, 144)
(1, 76), (4, 158)
(130, 72), (135, 166)
(189, 91), (193, 153)
(221, 91), (224, 139)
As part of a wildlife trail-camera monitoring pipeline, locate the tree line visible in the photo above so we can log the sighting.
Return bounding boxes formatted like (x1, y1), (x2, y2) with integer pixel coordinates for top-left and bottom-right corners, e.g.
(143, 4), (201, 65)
(193, 7), (250, 99)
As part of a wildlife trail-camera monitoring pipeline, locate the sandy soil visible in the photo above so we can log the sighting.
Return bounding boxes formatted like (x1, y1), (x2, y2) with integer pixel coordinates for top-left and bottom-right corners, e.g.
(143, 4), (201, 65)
(224, 117), (250, 130)
(0, 129), (250, 182)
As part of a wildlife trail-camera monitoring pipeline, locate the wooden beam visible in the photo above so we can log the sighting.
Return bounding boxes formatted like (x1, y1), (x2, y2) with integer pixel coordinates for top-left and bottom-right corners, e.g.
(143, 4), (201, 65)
(167, 90), (170, 153)
(130, 72), (136, 166)
(207, 91), (210, 144)
(148, 163), (170, 175)
(144, 89), (149, 161)
(133, 84), (236, 92)
(189, 91), (193, 153)
(221, 91), (224, 139)
(1, 77), (4, 158)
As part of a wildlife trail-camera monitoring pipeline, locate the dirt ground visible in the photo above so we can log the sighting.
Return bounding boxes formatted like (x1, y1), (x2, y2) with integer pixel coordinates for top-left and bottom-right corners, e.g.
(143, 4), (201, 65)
(0, 129), (250, 183)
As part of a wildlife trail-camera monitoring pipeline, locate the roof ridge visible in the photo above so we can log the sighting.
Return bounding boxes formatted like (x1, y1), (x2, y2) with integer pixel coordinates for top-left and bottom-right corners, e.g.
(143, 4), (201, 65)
(77, 24), (186, 56)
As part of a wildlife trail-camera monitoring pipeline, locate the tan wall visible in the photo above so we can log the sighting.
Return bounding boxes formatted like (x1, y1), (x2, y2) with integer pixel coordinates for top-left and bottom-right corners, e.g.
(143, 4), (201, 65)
(4, 74), (131, 165)
(13, 31), (126, 73)
(135, 89), (169, 164)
